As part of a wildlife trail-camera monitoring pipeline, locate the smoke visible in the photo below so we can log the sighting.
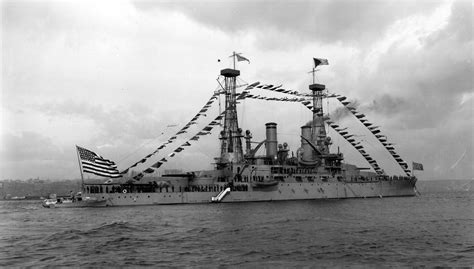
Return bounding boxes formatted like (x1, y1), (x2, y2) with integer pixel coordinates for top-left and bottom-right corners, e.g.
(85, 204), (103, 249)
(329, 107), (351, 122)
(303, 98), (362, 125)
(329, 99), (360, 122)
(363, 94), (408, 115)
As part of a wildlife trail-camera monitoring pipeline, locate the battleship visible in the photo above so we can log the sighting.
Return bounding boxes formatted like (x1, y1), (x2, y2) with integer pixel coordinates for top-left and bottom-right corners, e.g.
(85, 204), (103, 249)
(71, 54), (418, 207)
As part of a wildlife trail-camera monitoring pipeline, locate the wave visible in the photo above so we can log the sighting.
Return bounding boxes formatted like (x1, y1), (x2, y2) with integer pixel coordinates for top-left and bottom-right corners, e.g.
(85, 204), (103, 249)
(2, 190), (473, 268)
(88, 221), (135, 233)
(43, 221), (139, 243)
(0, 202), (42, 215)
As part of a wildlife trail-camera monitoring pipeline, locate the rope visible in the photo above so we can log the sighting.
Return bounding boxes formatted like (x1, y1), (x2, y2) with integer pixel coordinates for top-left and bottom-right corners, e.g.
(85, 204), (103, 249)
(119, 91), (219, 174)
(332, 94), (411, 176)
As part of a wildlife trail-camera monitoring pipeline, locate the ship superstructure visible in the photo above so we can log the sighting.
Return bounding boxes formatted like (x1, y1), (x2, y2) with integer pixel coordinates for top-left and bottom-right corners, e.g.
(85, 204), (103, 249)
(77, 55), (418, 207)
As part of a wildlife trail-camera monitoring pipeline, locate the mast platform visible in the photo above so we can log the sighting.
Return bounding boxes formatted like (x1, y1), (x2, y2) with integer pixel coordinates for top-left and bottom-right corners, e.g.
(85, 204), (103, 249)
(220, 68), (240, 77)
(309, 83), (326, 91)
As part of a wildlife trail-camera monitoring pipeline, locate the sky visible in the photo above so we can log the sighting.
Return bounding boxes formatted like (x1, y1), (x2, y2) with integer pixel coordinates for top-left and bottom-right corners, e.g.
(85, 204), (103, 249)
(1, 0), (472, 181)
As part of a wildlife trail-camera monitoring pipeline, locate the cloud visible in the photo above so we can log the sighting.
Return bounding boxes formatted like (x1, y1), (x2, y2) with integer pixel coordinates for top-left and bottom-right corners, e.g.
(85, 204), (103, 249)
(0, 131), (64, 162)
(359, 0), (472, 129)
(430, 0), (472, 43)
(134, 0), (441, 48)
(1, 0), (471, 180)
(35, 100), (167, 141)
(321, 0), (471, 126)
(0, 131), (78, 179)
(319, 1), (472, 179)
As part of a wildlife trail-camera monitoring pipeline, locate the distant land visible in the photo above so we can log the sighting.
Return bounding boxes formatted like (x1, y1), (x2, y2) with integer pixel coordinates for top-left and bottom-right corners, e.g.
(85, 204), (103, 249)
(0, 179), (82, 200)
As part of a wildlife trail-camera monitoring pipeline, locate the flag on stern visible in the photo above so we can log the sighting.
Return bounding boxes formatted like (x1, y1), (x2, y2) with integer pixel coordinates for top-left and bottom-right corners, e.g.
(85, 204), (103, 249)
(313, 58), (329, 68)
(76, 146), (121, 178)
(412, 162), (424, 171)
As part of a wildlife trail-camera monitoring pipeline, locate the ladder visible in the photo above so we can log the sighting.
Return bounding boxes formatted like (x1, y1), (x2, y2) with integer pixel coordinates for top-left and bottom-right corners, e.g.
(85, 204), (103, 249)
(211, 187), (231, 202)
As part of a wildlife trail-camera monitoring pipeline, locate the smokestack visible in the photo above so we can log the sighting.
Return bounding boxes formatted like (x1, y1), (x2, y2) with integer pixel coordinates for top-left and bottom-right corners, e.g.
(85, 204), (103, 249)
(265, 122), (277, 159)
(301, 125), (314, 162)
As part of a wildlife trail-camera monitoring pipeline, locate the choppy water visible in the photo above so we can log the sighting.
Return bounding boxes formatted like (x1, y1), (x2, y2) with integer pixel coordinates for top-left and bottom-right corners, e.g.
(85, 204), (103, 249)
(1, 180), (473, 267)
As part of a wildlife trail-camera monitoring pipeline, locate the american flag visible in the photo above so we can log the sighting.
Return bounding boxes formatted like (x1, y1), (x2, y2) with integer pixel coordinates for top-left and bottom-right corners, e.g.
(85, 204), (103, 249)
(76, 146), (121, 178)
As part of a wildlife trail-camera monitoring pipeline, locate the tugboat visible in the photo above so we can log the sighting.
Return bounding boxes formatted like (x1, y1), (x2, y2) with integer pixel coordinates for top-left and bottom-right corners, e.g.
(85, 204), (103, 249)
(72, 54), (418, 207)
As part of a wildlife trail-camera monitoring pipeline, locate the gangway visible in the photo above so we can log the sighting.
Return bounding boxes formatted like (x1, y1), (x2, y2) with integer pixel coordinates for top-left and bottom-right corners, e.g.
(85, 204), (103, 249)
(211, 187), (231, 202)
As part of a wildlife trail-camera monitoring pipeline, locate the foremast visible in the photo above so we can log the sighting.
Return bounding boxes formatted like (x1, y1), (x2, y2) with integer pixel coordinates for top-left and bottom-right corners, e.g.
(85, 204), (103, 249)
(217, 64), (244, 166)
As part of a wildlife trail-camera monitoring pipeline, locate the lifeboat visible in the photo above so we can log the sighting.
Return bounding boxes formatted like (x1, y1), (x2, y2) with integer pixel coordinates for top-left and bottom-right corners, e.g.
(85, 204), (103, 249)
(252, 180), (279, 188)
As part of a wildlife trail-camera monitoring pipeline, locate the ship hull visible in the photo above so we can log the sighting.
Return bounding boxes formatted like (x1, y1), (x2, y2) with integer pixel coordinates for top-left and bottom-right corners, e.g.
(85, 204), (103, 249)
(82, 179), (416, 207)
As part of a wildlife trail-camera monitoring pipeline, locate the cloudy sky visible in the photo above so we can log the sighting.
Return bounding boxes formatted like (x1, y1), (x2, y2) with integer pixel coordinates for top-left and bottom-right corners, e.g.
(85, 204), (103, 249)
(1, 0), (472, 181)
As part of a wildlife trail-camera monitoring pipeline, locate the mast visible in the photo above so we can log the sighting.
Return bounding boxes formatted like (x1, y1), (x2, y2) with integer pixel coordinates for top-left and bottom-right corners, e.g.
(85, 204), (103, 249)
(301, 59), (342, 172)
(75, 145), (85, 192)
(232, 51), (236, 70)
(218, 55), (244, 165)
(309, 70), (329, 155)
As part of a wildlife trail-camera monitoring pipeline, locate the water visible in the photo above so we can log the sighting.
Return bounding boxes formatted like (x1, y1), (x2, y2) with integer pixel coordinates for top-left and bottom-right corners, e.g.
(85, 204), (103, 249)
(1, 180), (473, 267)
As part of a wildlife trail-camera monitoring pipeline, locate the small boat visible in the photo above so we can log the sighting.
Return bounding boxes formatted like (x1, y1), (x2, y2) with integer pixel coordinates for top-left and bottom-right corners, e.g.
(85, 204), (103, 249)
(252, 180), (279, 188)
(42, 196), (106, 208)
